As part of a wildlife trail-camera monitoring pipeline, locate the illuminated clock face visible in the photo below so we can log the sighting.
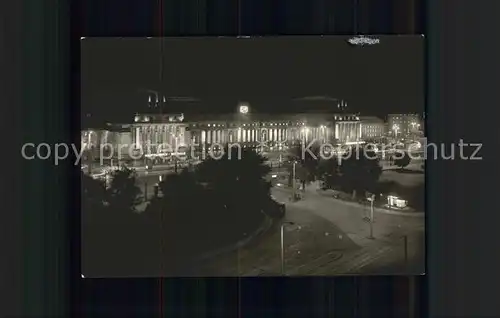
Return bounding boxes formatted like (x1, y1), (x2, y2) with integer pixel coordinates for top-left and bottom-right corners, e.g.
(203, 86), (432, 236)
(239, 105), (249, 114)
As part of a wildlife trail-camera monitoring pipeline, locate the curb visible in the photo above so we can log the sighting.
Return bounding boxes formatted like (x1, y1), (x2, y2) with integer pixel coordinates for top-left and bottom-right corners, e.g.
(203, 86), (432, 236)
(373, 206), (425, 217)
(306, 186), (426, 217)
(322, 194), (425, 218)
(195, 214), (274, 262)
(274, 187), (425, 218)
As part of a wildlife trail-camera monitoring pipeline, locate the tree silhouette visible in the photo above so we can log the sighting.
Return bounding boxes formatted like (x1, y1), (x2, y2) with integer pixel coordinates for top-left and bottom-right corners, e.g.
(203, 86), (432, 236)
(195, 146), (270, 232)
(82, 148), (276, 276)
(82, 168), (149, 276)
(337, 147), (382, 199)
(318, 158), (341, 190)
(288, 141), (322, 190)
(141, 169), (209, 274)
(81, 171), (108, 215)
(139, 147), (271, 275)
(107, 167), (142, 213)
(394, 151), (412, 170)
(196, 146), (271, 202)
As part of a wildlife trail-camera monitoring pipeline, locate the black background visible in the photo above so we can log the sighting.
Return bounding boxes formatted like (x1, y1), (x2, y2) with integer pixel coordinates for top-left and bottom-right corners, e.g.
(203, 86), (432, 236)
(3, 0), (499, 316)
(80, 36), (425, 123)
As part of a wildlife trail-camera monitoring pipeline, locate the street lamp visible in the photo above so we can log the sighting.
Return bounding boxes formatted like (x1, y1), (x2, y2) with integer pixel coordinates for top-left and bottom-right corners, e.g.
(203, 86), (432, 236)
(410, 122), (418, 135)
(301, 127), (310, 141)
(366, 194), (376, 239)
(392, 124), (400, 140)
(291, 160), (298, 201)
(319, 125), (326, 142)
(280, 221), (301, 275)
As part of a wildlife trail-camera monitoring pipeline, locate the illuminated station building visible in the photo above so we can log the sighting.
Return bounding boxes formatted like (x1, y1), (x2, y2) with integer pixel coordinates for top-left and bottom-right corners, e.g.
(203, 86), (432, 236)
(82, 100), (363, 161)
(130, 102), (362, 159)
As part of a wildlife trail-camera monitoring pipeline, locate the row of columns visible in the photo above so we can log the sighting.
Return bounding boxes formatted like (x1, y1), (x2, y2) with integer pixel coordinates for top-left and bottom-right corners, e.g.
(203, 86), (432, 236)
(133, 125), (186, 149)
(194, 126), (336, 145)
(335, 122), (362, 143)
(81, 130), (111, 150)
(128, 122), (362, 151)
(198, 128), (291, 144)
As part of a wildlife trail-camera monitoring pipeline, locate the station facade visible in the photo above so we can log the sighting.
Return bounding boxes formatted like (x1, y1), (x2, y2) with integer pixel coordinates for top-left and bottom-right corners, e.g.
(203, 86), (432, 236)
(130, 111), (362, 154)
(82, 108), (363, 160)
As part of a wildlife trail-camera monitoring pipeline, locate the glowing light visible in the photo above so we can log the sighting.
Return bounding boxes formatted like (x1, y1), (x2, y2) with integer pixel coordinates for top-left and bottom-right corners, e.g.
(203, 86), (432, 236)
(387, 195), (408, 208)
(239, 105), (249, 114)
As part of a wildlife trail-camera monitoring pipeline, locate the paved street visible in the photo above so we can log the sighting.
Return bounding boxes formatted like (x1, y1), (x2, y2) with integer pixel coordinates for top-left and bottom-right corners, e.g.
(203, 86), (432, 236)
(119, 160), (424, 276)
(283, 182), (424, 245)
(277, 183), (424, 275)
(185, 181), (424, 276)
(189, 201), (357, 276)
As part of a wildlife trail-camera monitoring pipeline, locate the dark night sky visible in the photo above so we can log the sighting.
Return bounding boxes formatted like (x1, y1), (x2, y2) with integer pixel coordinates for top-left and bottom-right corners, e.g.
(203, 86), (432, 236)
(81, 36), (424, 124)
